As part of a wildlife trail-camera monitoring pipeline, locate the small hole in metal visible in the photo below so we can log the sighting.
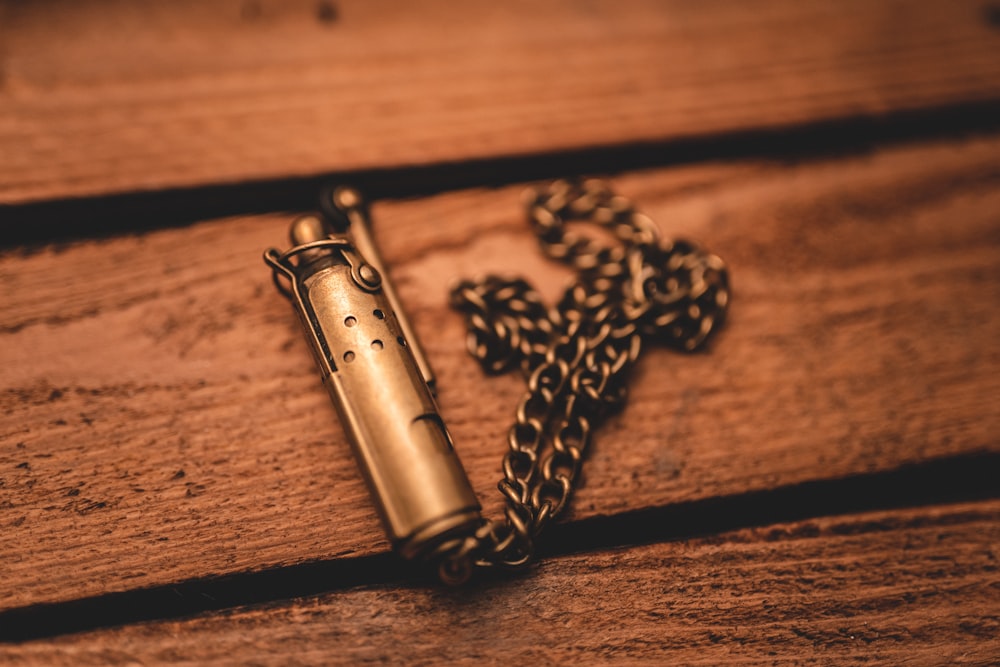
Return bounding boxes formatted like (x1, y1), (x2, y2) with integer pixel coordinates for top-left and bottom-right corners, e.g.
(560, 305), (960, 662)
(344, 316), (357, 327)
(371, 340), (383, 351)
(343, 351), (355, 363)
(373, 309), (385, 320)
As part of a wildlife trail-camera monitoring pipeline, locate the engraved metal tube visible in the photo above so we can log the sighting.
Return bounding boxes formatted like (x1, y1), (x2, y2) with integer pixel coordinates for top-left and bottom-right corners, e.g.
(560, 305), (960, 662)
(265, 213), (481, 580)
(326, 187), (438, 393)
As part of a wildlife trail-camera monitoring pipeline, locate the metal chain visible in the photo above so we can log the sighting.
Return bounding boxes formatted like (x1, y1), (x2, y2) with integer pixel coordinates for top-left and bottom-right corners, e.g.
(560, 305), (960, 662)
(443, 178), (729, 578)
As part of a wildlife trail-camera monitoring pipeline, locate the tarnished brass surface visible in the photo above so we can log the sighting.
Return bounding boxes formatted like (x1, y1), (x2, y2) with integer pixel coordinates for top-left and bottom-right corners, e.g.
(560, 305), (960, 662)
(265, 207), (481, 579)
(329, 187), (437, 393)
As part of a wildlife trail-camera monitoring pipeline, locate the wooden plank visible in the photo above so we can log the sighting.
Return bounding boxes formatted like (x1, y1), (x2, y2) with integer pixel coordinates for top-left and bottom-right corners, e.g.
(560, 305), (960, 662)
(2, 135), (999, 611)
(2, 0), (1000, 204)
(3, 500), (998, 664)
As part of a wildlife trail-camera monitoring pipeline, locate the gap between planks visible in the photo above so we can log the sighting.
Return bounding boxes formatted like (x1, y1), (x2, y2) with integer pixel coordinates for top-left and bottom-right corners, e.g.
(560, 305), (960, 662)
(1, 499), (997, 664)
(3, 98), (1000, 247)
(0, 452), (996, 643)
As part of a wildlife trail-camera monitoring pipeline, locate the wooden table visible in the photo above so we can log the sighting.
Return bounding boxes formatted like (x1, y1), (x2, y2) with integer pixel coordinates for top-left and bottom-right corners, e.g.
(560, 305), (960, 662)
(1, 1), (998, 663)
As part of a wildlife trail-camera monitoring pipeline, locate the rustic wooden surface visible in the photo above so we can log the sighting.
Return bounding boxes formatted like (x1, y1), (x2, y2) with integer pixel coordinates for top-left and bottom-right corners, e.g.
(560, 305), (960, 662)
(2, 501), (997, 665)
(1, 0), (998, 663)
(2, 0), (1000, 204)
(3, 135), (998, 614)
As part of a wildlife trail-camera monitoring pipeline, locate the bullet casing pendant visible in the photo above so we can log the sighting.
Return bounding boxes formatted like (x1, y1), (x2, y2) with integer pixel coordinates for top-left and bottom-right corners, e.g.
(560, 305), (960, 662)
(265, 193), (482, 579)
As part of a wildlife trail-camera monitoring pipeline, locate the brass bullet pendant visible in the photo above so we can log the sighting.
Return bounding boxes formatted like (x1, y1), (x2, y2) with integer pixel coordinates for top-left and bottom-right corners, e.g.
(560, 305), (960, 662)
(265, 189), (481, 582)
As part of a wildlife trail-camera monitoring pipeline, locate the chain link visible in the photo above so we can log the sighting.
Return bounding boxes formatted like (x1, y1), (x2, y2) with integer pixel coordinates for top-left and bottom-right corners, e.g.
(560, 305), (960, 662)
(447, 178), (729, 572)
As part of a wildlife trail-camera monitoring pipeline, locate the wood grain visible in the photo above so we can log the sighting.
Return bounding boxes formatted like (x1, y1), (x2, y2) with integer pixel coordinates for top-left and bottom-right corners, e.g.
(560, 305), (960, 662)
(2, 135), (998, 611)
(3, 500), (997, 665)
(2, 0), (999, 204)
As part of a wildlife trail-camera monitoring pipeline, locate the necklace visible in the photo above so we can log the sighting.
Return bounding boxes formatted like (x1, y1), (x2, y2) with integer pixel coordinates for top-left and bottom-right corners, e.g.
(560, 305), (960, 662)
(265, 180), (729, 584)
